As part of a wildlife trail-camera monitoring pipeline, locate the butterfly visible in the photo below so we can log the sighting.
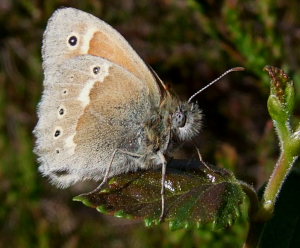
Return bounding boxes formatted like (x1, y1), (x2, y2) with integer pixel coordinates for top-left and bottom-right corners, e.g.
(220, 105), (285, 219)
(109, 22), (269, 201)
(33, 7), (243, 220)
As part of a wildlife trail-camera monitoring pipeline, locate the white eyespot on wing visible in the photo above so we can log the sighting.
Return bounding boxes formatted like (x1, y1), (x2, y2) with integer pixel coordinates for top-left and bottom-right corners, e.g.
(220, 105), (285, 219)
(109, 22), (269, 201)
(57, 105), (66, 118)
(66, 32), (80, 50)
(53, 126), (63, 139)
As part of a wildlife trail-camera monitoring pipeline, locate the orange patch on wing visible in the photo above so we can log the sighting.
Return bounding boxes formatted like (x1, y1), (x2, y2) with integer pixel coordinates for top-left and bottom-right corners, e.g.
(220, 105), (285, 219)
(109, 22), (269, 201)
(88, 31), (142, 81)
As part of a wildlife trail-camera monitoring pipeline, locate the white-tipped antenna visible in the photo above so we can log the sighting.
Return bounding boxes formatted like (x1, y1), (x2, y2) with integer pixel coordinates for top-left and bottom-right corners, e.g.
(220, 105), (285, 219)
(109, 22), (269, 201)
(188, 67), (245, 103)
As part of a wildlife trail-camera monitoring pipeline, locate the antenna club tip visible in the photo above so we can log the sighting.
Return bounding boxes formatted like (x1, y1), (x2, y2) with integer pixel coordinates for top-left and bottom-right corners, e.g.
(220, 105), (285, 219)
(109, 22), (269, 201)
(232, 67), (246, 72)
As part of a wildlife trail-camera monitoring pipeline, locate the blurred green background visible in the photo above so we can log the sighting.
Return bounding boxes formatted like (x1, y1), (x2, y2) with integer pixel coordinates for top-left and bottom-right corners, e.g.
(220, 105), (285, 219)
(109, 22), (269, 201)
(1, 0), (300, 247)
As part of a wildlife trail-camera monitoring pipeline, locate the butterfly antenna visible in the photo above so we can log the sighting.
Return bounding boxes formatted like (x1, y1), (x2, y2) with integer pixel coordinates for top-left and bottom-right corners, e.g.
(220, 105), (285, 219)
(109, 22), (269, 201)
(148, 65), (171, 97)
(188, 67), (245, 103)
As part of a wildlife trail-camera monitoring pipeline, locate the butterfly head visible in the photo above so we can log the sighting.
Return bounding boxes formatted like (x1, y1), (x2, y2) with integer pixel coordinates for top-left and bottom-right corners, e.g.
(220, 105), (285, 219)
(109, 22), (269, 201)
(171, 102), (202, 141)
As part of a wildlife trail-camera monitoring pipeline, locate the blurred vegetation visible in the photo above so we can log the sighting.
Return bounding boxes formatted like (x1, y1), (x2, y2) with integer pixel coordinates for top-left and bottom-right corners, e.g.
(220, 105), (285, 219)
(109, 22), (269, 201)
(1, 0), (300, 247)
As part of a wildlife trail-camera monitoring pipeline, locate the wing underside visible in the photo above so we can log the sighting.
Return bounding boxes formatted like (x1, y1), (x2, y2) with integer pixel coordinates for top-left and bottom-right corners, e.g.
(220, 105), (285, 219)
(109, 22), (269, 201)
(34, 55), (152, 187)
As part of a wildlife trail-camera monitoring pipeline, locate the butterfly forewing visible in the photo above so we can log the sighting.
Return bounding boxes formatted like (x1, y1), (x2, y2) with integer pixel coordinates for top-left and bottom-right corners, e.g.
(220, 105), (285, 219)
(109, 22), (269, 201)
(42, 7), (160, 104)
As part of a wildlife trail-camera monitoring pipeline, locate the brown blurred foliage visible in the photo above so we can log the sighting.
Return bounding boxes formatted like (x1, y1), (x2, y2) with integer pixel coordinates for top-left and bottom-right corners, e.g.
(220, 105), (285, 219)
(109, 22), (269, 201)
(1, 0), (300, 247)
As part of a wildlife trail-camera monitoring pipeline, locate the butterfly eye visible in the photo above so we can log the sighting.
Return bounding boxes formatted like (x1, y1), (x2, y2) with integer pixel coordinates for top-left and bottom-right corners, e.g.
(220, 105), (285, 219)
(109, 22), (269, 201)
(172, 111), (186, 128)
(93, 66), (100, 74)
(68, 35), (78, 46)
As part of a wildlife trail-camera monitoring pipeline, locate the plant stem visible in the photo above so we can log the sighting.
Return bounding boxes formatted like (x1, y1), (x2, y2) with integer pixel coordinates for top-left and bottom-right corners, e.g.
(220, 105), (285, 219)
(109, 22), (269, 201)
(260, 151), (296, 219)
(245, 111), (297, 247)
(258, 113), (297, 219)
(244, 151), (297, 248)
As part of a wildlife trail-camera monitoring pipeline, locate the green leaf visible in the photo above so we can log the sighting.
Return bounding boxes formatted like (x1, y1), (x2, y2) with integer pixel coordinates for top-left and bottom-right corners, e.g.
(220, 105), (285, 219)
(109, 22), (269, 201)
(73, 160), (245, 230)
(258, 168), (300, 247)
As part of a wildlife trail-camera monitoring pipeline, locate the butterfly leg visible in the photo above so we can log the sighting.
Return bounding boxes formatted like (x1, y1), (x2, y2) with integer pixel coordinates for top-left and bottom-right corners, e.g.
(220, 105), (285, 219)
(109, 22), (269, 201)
(82, 149), (142, 195)
(158, 152), (167, 222)
(195, 147), (211, 171)
(81, 149), (119, 195)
